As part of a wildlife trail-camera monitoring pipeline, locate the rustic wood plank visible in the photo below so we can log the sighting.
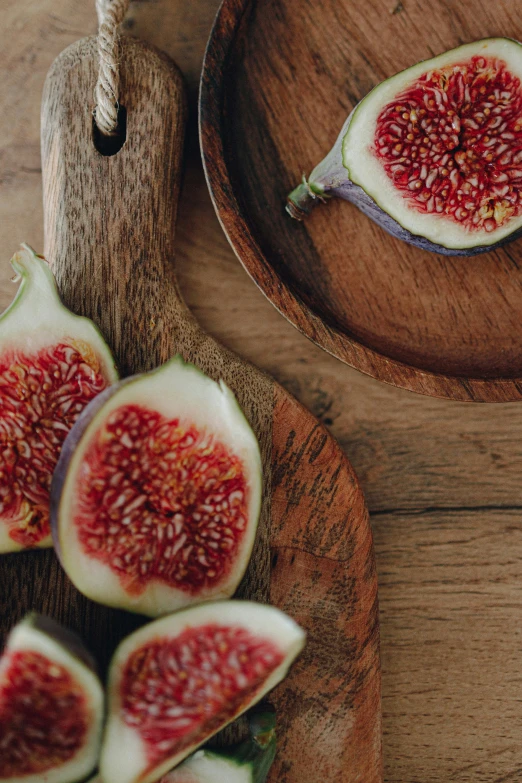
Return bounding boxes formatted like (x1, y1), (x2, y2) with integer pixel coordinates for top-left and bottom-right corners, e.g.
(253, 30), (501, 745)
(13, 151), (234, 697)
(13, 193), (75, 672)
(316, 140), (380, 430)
(375, 508), (522, 783)
(2, 2), (522, 782)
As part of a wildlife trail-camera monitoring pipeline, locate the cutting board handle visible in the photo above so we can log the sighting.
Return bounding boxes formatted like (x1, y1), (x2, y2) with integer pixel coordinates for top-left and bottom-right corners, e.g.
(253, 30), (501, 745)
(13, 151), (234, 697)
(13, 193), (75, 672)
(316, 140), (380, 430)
(42, 35), (189, 377)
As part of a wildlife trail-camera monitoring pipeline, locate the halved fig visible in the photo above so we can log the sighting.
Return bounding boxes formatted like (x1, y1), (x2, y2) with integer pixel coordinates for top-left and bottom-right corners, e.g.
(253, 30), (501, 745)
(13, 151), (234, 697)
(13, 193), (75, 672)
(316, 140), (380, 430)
(51, 356), (262, 617)
(161, 706), (276, 783)
(0, 245), (117, 552)
(99, 601), (305, 783)
(287, 38), (522, 255)
(0, 613), (104, 783)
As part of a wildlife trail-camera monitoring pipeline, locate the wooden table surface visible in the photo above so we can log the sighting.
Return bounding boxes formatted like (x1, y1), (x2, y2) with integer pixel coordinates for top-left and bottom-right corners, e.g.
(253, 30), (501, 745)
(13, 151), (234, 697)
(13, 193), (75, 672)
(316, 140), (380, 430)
(2, 2), (522, 781)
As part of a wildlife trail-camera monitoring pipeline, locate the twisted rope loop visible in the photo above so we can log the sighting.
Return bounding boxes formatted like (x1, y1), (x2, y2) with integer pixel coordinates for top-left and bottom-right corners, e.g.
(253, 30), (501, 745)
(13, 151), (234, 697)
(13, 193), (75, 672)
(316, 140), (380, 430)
(95, 0), (130, 135)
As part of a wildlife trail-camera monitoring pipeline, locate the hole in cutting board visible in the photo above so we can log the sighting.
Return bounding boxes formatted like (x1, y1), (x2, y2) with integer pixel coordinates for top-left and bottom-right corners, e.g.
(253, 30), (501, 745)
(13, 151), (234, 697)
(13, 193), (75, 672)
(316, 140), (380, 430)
(92, 105), (127, 156)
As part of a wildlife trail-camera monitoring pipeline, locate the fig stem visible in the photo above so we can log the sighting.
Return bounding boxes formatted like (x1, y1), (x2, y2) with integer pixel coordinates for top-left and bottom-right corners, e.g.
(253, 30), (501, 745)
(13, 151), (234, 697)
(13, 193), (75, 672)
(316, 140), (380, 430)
(249, 705), (276, 750)
(286, 176), (328, 220)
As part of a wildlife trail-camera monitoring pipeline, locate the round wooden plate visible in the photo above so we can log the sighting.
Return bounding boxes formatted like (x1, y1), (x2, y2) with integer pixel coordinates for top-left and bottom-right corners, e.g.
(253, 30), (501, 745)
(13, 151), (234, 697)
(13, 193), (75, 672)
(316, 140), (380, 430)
(200, 0), (522, 402)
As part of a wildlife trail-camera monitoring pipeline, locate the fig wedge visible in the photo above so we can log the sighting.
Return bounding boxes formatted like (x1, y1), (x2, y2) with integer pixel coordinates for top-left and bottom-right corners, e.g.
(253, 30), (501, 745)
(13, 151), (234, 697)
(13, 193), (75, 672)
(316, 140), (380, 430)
(99, 601), (305, 783)
(0, 613), (104, 783)
(51, 356), (262, 617)
(0, 245), (117, 552)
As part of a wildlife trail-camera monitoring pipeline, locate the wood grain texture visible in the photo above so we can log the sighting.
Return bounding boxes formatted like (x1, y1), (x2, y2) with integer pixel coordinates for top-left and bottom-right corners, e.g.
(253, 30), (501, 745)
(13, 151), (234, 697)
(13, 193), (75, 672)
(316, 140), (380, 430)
(37, 32), (379, 783)
(200, 0), (522, 402)
(270, 393), (380, 782)
(42, 36), (187, 376)
(3, 2), (522, 782)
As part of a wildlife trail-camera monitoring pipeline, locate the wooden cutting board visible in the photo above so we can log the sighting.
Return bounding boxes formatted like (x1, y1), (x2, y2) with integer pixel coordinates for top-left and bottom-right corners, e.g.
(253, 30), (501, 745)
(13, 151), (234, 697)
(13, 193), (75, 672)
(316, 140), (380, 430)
(0, 33), (386, 782)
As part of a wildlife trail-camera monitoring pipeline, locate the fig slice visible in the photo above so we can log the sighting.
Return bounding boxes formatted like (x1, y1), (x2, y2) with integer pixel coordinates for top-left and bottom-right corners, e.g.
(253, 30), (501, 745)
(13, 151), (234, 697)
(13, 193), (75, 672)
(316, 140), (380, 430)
(287, 38), (522, 255)
(160, 706), (277, 783)
(0, 244), (118, 552)
(0, 613), (104, 783)
(51, 356), (262, 617)
(99, 601), (305, 783)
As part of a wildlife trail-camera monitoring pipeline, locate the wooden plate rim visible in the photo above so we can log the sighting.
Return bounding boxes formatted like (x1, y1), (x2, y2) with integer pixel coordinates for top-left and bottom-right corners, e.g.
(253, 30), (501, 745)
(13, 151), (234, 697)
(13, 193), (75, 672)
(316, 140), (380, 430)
(199, 0), (522, 404)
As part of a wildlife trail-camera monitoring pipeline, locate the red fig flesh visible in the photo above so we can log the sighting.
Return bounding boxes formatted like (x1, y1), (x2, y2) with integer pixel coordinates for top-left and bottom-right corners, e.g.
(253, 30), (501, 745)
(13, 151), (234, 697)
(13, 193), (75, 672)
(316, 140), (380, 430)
(0, 614), (104, 783)
(0, 245), (117, 552)
(99, 601), (305, 783)
(51, 357), (262, 617)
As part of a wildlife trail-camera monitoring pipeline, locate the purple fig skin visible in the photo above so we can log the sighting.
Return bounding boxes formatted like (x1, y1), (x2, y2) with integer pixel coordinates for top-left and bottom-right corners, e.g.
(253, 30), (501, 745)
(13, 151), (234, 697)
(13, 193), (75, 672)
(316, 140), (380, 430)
(286, 109), (522, 257)
(20, 613), (98, 673)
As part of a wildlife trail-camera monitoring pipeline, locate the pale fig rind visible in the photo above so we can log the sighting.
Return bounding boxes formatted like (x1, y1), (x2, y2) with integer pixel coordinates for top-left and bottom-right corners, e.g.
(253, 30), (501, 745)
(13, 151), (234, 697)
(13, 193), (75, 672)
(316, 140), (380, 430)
(0, 245), (118, 553)
(161, 706), (276, 783)
(287, 38), (522, 255)
(99, 601), (305, 783)
(1, 246), (117, 376)
(51, 355), (263, 617)
(0, 613), (104, 783)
